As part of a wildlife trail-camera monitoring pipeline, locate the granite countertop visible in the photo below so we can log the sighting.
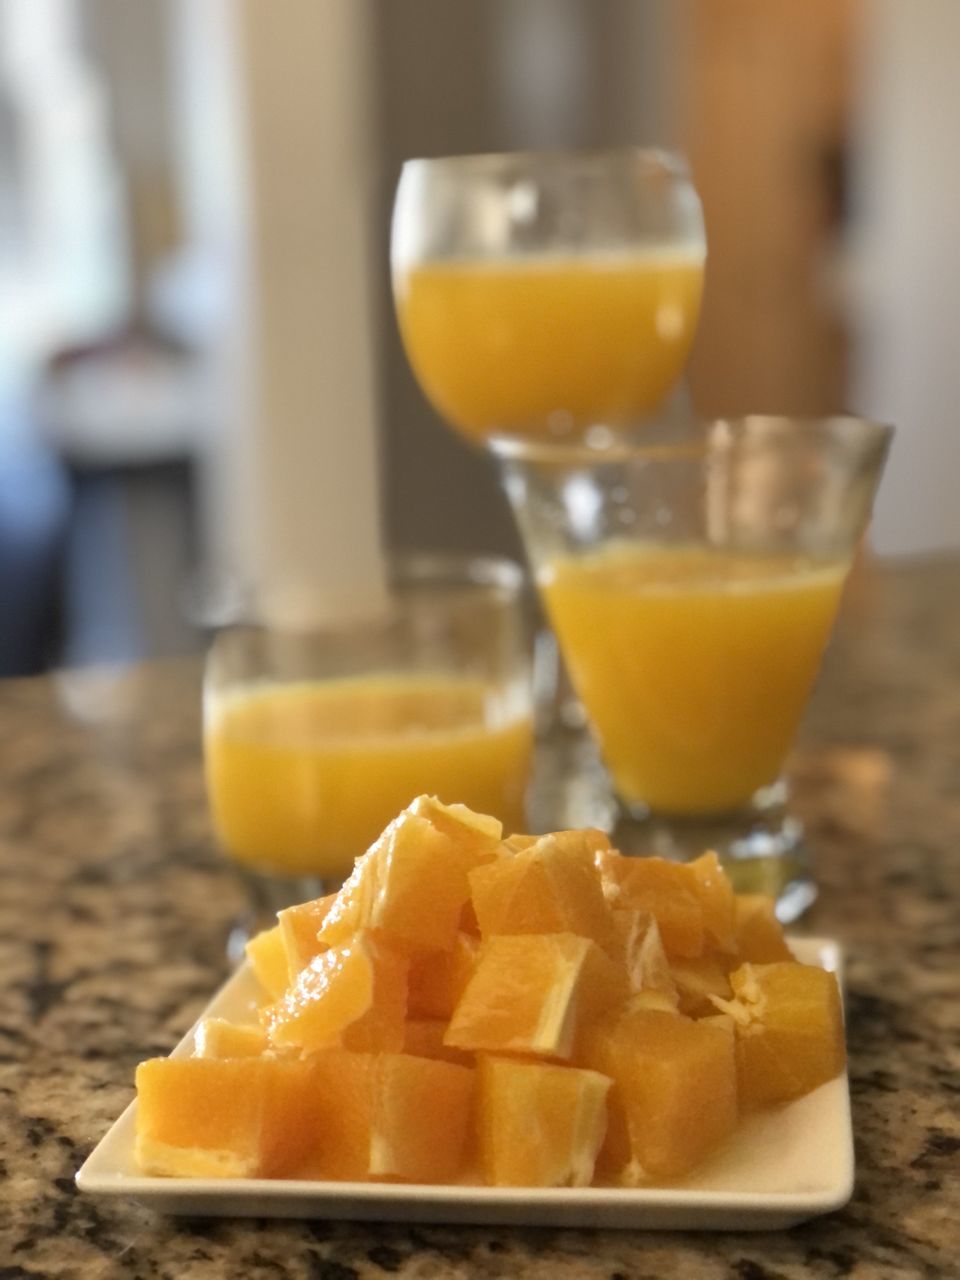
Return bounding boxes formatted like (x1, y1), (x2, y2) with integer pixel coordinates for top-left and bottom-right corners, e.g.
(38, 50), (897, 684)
(1, 557), (958, 1279)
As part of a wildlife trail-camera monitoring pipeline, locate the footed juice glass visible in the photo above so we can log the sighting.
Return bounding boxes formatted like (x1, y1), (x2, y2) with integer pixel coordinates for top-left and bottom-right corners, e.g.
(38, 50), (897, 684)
(391, 147), (705, 446)
(494, 416), (892, 920)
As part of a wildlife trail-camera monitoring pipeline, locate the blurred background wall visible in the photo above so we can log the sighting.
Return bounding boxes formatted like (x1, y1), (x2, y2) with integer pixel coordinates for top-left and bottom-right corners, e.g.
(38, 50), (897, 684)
(0, 0), (953, 675)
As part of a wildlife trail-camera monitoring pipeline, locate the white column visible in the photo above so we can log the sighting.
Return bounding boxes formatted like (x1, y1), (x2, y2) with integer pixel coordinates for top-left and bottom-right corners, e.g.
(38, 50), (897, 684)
(185, 0), (388, 627)
(851, 0), (960, 555)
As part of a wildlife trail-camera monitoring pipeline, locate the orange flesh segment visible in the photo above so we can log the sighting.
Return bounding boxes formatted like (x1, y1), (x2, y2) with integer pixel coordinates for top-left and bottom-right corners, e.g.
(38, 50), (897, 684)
(445, 932), (629, 1060)
(244, 925), (289, 1001)
(716, 961), (846, 1106)
(295, 1051), (377, 1180)
(136, 1058), (264, 1177)
(409, 795), (503, 848)
(596, 851), (706, 958)
(320, 801), (501, 953)
(298, 1050), (474, 1183)
(477, 1056), (611, 1187)
(732, 895), (794, 963)
(277, 894), (336, 979)
(689, 851), (737, 952)
(135, 1057), (322, 1178)
(371, 1052), (475, 1182)
(193, 1018), (268, 1060)
(259, 1060), (331, 1177)
(263, 931), (408, 1054)
(469, 830), (616, 953)
(579, 1007), (738, 1183)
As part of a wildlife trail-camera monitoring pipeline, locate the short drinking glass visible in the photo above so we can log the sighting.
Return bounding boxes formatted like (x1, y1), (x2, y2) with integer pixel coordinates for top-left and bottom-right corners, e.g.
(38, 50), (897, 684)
(203, 555), (533, 944)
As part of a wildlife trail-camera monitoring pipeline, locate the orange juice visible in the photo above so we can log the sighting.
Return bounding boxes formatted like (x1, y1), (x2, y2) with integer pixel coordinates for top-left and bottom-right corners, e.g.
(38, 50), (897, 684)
(205, 676), (532, 878)
(540, 545), (848, 814)
(394, 251), (703, 441)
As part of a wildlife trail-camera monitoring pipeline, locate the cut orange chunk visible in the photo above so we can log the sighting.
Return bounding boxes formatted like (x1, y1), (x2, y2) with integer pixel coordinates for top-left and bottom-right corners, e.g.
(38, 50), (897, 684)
(294, 1050), (376, 1180)
(402, 1019), (474, 1068)
(136, 1058), (263, 1177)
(277, 893), (336, 979)
(445, 933), (629, 1060)
(595, 851), (705, 958)
(714, 962), (846, 1106)
(597, 851), (736, 957)
(193, 1018), (268, 1060)
(477, 1056), (611, 1187)
(320, 799), (501, 953)
(409, 795), (503, 849)
(669, 953), (734, 1018)
(369, 1052), (474, 1182)
(732, 895), (793, 963)
(136, 798), (848, 1191)
(135, 1057), (322, 1178)
(469, 830), (615, 952)
(245, 924), (289, 1001)
(579, 1007), (737, 1183)
(263, 931), (408, 1054)
(300, 1050), (474, 1183)
(408, 932), (479, 1019)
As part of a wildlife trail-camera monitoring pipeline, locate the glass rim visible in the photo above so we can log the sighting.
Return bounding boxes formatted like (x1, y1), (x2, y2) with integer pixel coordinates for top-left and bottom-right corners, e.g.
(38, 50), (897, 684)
(207, 552), (527, 641)
(489, 415), (895, 467)
(398, 146), (692, 183)
(390, 549), (525, 595)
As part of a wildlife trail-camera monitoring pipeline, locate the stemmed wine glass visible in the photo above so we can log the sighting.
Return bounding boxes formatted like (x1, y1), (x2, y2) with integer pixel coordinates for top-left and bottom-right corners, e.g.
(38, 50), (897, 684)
(390, 148), (706, 448)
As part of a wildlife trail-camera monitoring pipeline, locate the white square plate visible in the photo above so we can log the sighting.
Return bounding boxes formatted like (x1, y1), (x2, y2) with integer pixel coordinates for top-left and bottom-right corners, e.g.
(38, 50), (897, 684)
(76, 937), (852, 1230)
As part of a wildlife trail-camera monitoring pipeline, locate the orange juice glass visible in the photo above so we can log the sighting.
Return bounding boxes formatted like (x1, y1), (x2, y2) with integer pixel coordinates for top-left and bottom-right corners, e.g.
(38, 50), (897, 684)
(204, 556), (533, 932)
(495, 417), (892, 919)
(391, 149), (705, 445)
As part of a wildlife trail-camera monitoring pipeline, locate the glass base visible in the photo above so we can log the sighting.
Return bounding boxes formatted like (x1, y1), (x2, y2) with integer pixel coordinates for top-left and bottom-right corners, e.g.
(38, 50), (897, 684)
(226, 867), (338, 964)
(610, 780), (816, 924)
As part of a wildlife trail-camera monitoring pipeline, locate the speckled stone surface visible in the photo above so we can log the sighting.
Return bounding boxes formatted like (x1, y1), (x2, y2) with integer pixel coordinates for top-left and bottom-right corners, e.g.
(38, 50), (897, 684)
(1, 558), (958, 1279)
